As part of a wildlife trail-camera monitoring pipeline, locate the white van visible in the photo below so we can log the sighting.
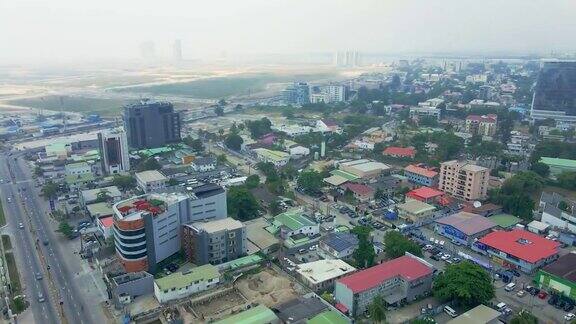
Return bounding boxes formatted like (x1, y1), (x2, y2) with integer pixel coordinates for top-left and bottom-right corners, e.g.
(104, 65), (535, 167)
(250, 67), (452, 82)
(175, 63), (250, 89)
(505, 282), (516, 292)
(496, 302), (507, 311)
(444, 305), (457, 317)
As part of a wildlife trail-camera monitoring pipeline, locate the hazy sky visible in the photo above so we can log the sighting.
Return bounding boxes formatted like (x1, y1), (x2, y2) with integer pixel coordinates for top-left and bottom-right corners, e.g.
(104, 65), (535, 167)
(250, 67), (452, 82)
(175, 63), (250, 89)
(1, 0), (575, 63)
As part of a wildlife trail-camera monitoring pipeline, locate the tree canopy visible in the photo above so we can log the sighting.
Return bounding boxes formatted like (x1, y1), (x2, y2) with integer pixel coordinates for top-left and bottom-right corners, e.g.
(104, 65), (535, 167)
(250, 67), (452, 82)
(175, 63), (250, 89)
(530, 162), (550, 178)
(246, 117), (272, 139)
(136, 157), (162, 171)
(183, 136), (205, 152)
(112, 174), (136, 191)
(510, 310), (538, 324)
(383, 231), (422, 259)
(245, 175), (260, 189)
(433, 261), (495, 308)
(224, 133), (244, 151)
(368, 295), (387, 323)
(351, 226), (375, 269)
(296, 170), (324, 194)
(557, 171), (576, 190)
(227, 186), (260, 221)
(489, 171), (544, 220)
(41, 181), (59, 199)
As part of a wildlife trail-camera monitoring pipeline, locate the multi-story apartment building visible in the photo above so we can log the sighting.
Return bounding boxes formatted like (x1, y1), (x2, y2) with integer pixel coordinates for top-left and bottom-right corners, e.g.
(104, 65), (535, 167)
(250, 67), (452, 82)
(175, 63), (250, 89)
(182, 218), (247, 265)
(334, 254), (434, 316)
(135, 170), (168, 193)
(123, 100), (181, 149)
(113, 184), (227, 273)
(465, 114), (498, 137)
(309, 84), (346, 104)
(282, 82), (310, 106)
(438, 160), (489, 201)
(98, 128), (130, 174)
(403, 164), (439, 187)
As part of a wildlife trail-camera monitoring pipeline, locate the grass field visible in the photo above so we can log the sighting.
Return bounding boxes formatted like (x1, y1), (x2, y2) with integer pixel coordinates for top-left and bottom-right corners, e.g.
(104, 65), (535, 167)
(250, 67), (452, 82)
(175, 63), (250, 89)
(0, 200), (5, 227)
(2, 235), (11, 251)
(115, 72), (336, 99)
(5, 252), (21, 294)
(7, 96), (130, 117)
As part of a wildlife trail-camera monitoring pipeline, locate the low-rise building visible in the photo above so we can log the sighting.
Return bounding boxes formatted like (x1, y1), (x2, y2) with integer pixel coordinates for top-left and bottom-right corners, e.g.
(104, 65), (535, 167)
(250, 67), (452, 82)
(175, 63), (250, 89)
(534, 252), (576, 300)
(465, 114), (498, 137)
(539, 192), (576, 234)
(135, 170), (168, 193)
(334, 254), (434, 316)
(81, 186), (122, 206)
(397, 199), (436, 223)
(182, 218), (247, 265)
(272, 209), (319, 239)
(97, 215), (114, 238)
(475, 229), (560, 273)
(406, 187), (444, 204)
(435, 212), (497, 245)
(274, 297), (329, 323)
(65, 161), (93, 177)
(296, 259), (356, 292)
(253, 148), (290, 167)
(214, 305), (281, 324)
(339, 159), (390, 179)
(341, 183), (374, 202)
(153, 264), (220, 303)
(316, 119), (342, 134)
(109, 271), (154, 309)
(319, 232), (359, 259)
(404, 164), (438, 187)
(382, 146), (416, 159)
(191, 157), (216, 172)
(447, 304), (501, 324)
(409, 106), (441, 121)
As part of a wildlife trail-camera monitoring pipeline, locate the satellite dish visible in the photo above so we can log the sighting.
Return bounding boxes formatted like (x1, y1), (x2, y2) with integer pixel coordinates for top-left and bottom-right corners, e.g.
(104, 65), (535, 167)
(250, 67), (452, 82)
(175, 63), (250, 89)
(473, 201), (482, 208)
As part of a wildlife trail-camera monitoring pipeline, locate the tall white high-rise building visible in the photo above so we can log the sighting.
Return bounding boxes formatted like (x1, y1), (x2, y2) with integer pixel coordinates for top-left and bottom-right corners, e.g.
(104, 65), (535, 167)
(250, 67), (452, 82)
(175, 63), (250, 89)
(98, 128), (130, 175)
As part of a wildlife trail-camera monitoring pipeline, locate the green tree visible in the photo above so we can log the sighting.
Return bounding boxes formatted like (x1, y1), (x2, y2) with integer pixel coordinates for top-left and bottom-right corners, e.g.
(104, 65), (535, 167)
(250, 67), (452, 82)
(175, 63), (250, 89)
(433, 261), (495, 308)
(224, 133), (244, 151)
(419, 116), (439, 127)
(368, 295), (387, 323)
(557, 171), (576, 190)
(41, 181), (59, 199)
(215, 106), (224, 116)
(245, 118), (272, 139)
(269, 199), (283, 216)
(411, 318), (435, 324)
(530, 162), (550, 178)
(351, 226), (375, 268)
(94, 190), (112, 203)
(296, 170), (324, 194)
(137, 157), (161, 171)
(217, 154), (227, 164)
(167, 178), (179, 186)
(320, 291), (334, 304)
(34, 166), (44, 177)
(257, 162), (277, 178)
(510, 310), (538, 324)
(57, 221), (74, 238)
(112, 175), (136, 191)
(384, 231), (422, 259)
(245, 175), (260, 189)
(227, 186), (260, 221)
(183, 135), (204, 152)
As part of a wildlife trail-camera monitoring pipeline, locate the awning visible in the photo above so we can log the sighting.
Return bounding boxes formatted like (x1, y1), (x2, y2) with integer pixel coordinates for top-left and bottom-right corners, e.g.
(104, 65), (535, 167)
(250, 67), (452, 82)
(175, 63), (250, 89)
(335, 302), (349, 314)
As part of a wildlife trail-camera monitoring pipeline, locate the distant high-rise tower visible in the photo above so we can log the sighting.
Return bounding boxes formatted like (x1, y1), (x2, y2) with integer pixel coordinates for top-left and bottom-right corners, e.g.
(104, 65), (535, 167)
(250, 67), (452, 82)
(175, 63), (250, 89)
(140, 41), (156, 60)
(123, 100), (181, 149)
(173, 39), (183, 62)
(98, 129), (130, 175)
(531, 60), (576, 125)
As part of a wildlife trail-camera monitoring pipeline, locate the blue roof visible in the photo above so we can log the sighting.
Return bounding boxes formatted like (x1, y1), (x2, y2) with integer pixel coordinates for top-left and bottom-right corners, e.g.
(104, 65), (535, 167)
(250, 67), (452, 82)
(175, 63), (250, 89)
(323, 232), (359, 252)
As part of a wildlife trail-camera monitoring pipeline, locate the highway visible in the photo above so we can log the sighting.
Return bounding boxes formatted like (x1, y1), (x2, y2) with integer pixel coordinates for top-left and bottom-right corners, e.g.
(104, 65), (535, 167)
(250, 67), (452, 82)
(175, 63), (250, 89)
(0, 156), (59, 324)
(2, 154), (94, 324)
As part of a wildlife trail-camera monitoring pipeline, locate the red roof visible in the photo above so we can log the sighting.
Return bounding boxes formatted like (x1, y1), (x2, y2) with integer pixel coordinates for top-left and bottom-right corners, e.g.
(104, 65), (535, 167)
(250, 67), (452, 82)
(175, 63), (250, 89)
(404, 164), (438, 178)
(337, 255), (433, 293)
(478, 229), (560, 263)
(342, 183), (374, 196)
(335, 303), (349, 314)
(99, 216), (114, 228)
(383, 146), (416, 158)
(407, 187), (444, 200)
(117, 206), (132, 214)
(466, 114), (497, 123)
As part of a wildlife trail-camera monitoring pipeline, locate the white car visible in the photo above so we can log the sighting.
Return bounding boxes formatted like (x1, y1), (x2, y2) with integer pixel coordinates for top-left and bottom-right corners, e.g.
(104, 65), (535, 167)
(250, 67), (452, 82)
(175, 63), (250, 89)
(441, 254), (451, 261)
(565, 313), (575, 321)
(425, 244), (433, 250)
(434, 239), (439, 245)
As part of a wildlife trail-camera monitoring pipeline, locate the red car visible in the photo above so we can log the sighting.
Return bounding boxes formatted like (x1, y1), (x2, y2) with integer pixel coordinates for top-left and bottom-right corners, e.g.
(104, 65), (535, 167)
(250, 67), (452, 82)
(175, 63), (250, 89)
(538, 291), (548, 299)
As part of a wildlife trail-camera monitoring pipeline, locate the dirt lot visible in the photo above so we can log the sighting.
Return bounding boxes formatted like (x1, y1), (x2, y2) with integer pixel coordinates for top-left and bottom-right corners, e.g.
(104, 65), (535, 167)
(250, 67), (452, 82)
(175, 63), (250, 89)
(185, 267), (303, 323)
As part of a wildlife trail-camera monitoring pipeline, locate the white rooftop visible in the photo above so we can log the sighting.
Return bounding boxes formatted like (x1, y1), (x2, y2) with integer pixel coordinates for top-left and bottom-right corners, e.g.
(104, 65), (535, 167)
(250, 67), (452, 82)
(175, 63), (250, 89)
(296, 259), (355, 284)
(191, 217), (244, 233)
(135, 170), (167, 183)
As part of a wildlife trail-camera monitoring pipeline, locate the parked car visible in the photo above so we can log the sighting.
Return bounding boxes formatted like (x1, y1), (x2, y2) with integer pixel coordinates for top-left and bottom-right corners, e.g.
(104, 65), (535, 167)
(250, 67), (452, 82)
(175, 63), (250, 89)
(516, 290), (526, 298)
(538, 291), (548, 299)
(565, 313), (575, 321)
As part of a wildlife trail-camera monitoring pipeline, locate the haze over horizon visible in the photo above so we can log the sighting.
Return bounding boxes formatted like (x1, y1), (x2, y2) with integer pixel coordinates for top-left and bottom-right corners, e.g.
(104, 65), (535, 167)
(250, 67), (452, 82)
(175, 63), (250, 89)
(1, 0), (575, 64)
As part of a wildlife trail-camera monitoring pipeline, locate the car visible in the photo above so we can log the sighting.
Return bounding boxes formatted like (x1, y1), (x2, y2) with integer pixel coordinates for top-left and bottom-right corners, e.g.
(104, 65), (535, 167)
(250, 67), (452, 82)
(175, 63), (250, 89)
(548, 296), (558, 305)
(445, 259), (453, 265)
(510, 269), (521, 277)
(18, 222), (24, 229)
(441, 254), (451, 261)
(538, 291), (548, 299)
(556, 300), (566, 309)
(42, 239), (49, 246)
(565, 304), (575, 312)
(298, 249), (306, 254)
(38, 293), (45, 303)
(452, 257), (461, 263)
(35, 272), (43, 280)
(516, 290), (526, 298)
(430, 254), (440, 261)
(424, 244), (433, 250)
(565, 313), (575, 321)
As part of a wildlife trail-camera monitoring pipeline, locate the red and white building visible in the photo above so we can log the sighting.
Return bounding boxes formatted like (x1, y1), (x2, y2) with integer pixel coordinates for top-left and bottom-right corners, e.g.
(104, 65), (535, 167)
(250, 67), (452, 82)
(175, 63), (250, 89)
(334, 254), (434, 316)
(406, 187), (444, 204)
(475, 229), (560, 273)
(465, 114), (497, 137)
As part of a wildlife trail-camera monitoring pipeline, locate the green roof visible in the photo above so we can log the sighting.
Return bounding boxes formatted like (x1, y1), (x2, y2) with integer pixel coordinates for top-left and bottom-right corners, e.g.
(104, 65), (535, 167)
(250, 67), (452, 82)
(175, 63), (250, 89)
(330, 169), (359, 181)
(214, 305), (279, 324)
(488, 214), (522, 229)
(540, 157), (576, 168)
(65, 173), (95, 185)
(223, 254), (264, 271)
(274, 209), (316, 231)
(154, 264), (219, 291)
(307, 310), (349, 324)
(135, 145), (183, 157)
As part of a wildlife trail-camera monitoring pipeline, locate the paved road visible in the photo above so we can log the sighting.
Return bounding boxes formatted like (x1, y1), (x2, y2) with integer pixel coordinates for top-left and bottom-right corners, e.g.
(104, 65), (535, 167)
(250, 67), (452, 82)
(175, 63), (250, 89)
(0, 157), (59, 324)
(4, 154), (94, 324)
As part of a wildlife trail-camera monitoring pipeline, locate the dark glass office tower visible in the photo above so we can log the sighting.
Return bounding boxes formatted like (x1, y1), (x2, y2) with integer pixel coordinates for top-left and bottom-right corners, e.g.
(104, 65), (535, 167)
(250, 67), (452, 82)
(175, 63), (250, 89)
(123, 100), (181, 149)
(531, 61), (576, 123)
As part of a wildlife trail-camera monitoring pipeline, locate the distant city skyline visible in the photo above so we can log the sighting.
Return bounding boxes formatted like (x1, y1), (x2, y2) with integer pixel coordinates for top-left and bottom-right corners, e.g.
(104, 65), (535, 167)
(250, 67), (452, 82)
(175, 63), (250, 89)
(0, 0), (575, 63)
